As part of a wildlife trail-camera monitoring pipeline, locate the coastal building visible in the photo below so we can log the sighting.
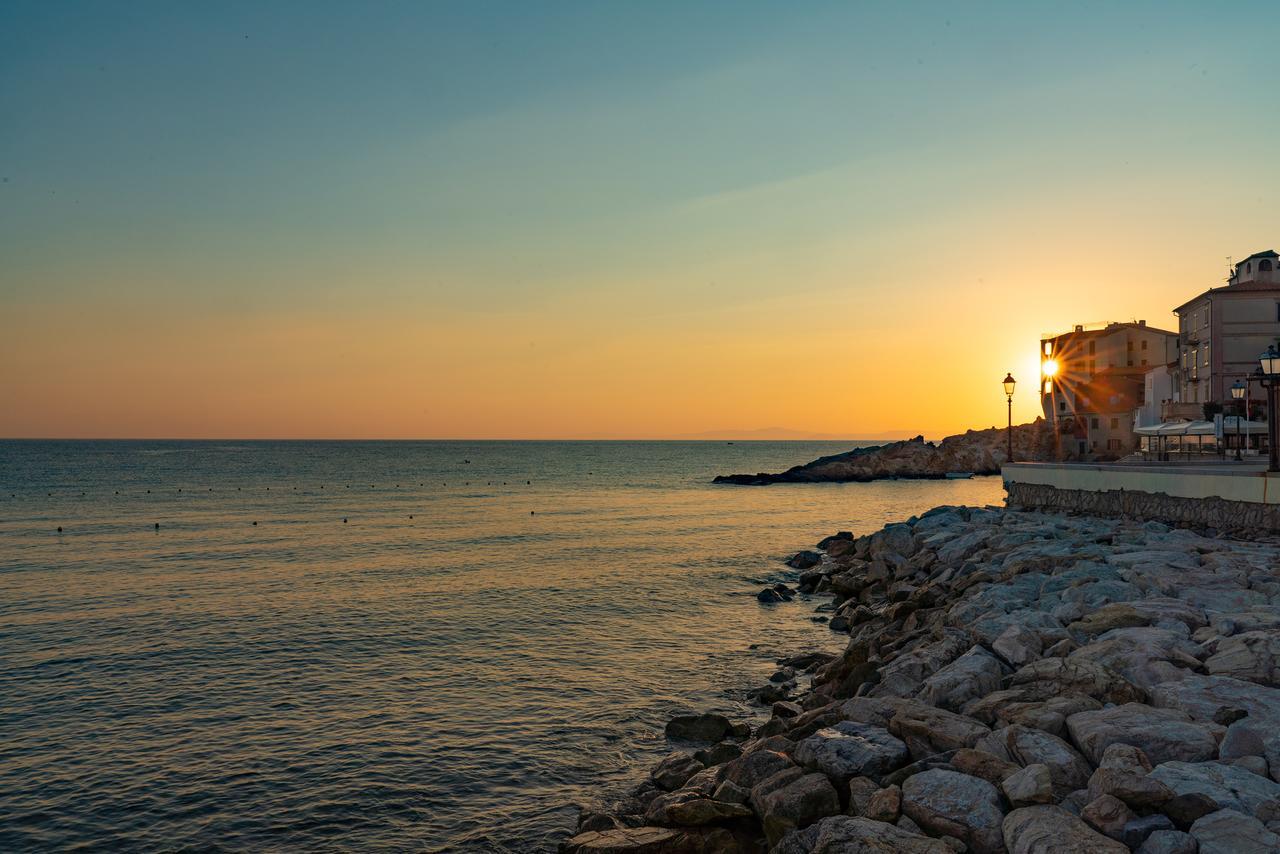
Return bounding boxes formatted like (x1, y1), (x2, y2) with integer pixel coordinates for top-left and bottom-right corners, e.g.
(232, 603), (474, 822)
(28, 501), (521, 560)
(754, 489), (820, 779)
(1173, 249), (1280, 409)
(1040, 321), (1178, 458)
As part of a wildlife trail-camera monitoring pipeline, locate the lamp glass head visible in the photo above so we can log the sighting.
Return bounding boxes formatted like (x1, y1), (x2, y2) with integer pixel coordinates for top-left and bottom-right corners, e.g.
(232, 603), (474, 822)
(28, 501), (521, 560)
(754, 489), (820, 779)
(1261, 346), (1280, 377)
(1231, 381), (1246, 399)
(1002, 373), (1016, 397)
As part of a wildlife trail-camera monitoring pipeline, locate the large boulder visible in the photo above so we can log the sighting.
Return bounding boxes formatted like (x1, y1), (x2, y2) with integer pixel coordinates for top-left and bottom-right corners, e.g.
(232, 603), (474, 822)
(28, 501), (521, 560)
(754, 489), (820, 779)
(772, 815), (953, 853)
(1148, 760), (1280, 815)
(1006, 658), (1145, 705)
(1002, 764), (1054, 807)
(665, 713), (732, 743)
(756, 772), (841, 846)
(1067, 627), (1204, 690)
(1205, 631), (1280, 686)
(1189, 807), (1280, 854)
(720, 748), (796, 789)
(901, 769), (1007, 854)
(651, 752), (705, 791)
(988, 724), (1092, 798)
(917, 645), (1006, 712)
(1065, 704), (1220, 766)
(793, 721), (909, 784)
(889, 704), (991, 759)
(643, 790), (753, 826)
(1001, 805), (1129, 853)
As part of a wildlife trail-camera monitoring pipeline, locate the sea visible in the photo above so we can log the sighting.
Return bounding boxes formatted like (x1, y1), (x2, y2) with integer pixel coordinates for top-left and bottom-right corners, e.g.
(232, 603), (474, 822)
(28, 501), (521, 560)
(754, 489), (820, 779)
(0, 440), (1004, 852)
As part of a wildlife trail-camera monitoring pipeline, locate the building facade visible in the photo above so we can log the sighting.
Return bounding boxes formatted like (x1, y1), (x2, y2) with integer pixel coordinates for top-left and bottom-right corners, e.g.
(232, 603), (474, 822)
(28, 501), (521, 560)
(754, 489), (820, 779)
(1040, 321), (1178, 458)
(1173, 250), (1280, 408)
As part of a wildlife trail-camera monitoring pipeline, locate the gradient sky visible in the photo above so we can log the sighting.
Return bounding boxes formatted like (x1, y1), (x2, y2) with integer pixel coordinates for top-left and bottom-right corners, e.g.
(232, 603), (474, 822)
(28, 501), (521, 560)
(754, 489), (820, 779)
(3, 1), (1280, 439)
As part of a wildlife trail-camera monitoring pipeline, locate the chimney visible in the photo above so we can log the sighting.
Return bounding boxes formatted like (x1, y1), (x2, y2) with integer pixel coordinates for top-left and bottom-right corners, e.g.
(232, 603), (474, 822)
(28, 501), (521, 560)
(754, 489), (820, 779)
(1138, 319), (1146, 326)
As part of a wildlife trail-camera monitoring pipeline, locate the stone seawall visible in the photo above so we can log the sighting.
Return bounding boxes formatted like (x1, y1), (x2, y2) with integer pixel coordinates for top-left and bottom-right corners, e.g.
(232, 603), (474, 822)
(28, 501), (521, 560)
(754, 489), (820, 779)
(1005, 481), (1280, 533)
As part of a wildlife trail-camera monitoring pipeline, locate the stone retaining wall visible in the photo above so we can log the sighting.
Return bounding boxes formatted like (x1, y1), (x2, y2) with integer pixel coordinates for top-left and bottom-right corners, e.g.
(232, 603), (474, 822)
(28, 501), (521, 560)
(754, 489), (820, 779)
(1005, 480), (1280, 532)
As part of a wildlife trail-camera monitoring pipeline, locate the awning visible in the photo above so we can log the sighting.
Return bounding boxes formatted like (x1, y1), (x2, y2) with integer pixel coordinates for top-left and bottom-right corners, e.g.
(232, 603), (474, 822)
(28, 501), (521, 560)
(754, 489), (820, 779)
(1134, 418), (1268, 437)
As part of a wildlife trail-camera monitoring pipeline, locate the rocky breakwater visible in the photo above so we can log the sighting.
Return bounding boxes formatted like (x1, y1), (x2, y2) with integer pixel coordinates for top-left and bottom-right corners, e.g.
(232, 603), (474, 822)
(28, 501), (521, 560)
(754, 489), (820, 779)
(561, 505), (1280, 853)
(713, 420), (1056, 485)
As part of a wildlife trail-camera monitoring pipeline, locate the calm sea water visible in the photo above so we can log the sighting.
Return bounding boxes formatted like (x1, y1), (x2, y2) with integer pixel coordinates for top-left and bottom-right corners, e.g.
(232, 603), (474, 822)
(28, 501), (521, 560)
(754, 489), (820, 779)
(0, 441), (1004, 852)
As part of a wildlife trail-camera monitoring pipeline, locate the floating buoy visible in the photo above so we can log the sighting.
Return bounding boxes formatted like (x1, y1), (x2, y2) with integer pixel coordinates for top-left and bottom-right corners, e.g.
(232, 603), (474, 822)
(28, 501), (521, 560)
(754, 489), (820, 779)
(147, 489), (151, 493)
(57, 526), (63, 532)
(252, 521), (257, 526)
(154, 522), (160, 530)
(530, 511), (535, 515)
(343, 518), (347, 523)
(409, 514), (413, 519)
(527, 480), (530, 485)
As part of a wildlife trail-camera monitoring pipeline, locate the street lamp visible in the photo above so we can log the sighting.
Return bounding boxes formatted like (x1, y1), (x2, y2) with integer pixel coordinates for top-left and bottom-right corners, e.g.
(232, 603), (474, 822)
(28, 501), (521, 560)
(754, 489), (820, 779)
(1230, 380), (1246, 461)
(1002, 373), (1016, 463)
(1259, 347), (1280, 473)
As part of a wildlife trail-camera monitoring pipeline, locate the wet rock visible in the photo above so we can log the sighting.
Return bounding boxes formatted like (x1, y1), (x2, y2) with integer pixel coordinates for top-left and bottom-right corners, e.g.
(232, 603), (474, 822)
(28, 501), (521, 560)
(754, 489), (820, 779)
(1081, 793), (1136, 840)
(772, 700), (803, 719)
(691, 741), (740, 767)
(869, 524), (917, 561)
(560, 825), (739, 854)
(758, 587), (789, 603)
(788, 550), (823, 569)
(665, 713), (731, 743)
(1002, 763), (1054, 806)
(1066, 704), (1220, 766)
(757, 771), (841, 846)
(1189, 807), (1280, 853)
(651, 752), (705, 791)
(720, 748), (795, 789)
(1135, 829), (1197, 854)
(772, 815), (953, 853)
(901, 769), (1006, 854)
(711, 779), (749, 805)
(866, 784), (901, 822)
(643, 789), (753, 826)
(793, 721), (909, 784)
(917, 645), (1006, 712)
(1148, 760), (1280, 815)
(1067, 627), (1205, 690)
(1001, 804), (1129, 853)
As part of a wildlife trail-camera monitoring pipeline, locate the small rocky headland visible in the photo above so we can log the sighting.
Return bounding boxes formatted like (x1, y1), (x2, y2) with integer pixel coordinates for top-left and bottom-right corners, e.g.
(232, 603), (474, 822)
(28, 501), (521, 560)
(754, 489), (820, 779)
(561, 504), (1280, 853)
(713, 421), (1056, 485)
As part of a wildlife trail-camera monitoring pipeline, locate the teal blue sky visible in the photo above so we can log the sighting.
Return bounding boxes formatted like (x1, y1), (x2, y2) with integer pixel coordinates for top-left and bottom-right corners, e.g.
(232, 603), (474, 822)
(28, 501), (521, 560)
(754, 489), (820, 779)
(3, 2), (1280, 438)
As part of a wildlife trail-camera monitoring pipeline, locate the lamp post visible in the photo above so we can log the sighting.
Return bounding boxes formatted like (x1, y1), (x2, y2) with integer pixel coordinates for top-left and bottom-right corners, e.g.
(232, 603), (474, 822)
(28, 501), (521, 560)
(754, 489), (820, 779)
(1230, 380), (1246, 462)
(1259, 347), (1280, 473)
(1002, 373), (1016, 463)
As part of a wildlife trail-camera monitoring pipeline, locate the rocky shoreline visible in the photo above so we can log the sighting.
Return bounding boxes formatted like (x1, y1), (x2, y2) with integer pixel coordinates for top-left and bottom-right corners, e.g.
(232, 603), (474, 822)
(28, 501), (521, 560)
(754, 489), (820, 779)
(712, 422), (1056, 485)
(561, 504), (1280, 853)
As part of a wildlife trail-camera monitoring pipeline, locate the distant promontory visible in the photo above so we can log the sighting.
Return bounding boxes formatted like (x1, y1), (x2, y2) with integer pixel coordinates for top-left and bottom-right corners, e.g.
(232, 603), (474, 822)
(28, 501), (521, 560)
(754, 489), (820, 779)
(713, 420), (1056, 485)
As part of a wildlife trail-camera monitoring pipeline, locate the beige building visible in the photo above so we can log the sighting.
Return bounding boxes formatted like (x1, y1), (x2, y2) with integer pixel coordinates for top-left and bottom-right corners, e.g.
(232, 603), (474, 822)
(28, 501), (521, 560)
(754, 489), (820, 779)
(1040, 321), (1178, 458)
(1173, 249), (1280, 407)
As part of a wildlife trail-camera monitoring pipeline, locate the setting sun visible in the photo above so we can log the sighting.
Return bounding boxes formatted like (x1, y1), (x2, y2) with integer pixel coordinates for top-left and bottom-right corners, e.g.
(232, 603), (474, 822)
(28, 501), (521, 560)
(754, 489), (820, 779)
(1042, 359), (1060, 378)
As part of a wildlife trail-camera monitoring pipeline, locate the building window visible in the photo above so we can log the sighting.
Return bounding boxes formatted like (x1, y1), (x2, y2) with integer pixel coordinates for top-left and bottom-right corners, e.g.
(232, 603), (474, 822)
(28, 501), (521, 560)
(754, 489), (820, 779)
(1089, 359), (1095, 373)
(1141, 340), (1148, 350)
(1127, 340), (1134, 352)
(1059, 401), (1066, 412)
(1111, 417), (1119, 429)
(1089, 341), (1096, 355)
(1203, 345), (1209, 367)
(1141, 359), (1148, 366)
(1127, 359), (1134, 367)
(1263, 259), (1274, 272)
(1091, 417), (1099, 429)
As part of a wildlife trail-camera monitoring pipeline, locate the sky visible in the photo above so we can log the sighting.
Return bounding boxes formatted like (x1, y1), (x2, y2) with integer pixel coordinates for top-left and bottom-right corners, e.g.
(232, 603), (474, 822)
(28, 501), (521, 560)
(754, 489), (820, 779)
(3, 1), (1280, 439)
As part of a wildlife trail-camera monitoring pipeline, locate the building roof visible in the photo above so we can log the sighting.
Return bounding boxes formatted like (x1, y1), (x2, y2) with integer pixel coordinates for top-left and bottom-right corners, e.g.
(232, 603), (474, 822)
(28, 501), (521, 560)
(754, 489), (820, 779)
(1173, 280), (1280, 314)
(1240, 249), (1279, 263)
(1040, 321), (1176, 341)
